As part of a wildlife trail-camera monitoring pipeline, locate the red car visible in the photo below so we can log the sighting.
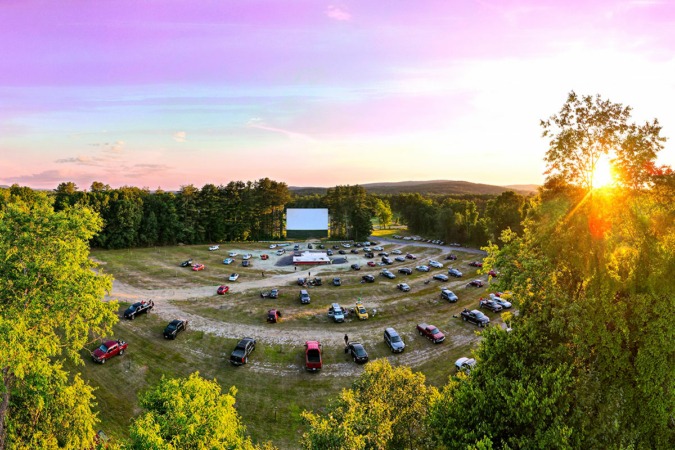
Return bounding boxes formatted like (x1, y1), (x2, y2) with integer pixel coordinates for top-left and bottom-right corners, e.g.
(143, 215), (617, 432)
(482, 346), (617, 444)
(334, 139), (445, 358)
(92, 339), (128, 364)
(192, 263), (205, 271)
(469, 261), (483, 268)
(305, 340), (323, 371)
(406, 254), (417, 259)
(261, 254), (269, 260)
(488, 270), (499, 277)
(367, 261), (376, 267)
(217, 285), (230, 295)
(468, 279), (485, 287)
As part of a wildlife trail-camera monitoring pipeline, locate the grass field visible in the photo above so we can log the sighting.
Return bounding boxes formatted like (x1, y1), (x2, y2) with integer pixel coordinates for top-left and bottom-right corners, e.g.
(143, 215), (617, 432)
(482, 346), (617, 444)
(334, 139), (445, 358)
(84, 240), (496, 448)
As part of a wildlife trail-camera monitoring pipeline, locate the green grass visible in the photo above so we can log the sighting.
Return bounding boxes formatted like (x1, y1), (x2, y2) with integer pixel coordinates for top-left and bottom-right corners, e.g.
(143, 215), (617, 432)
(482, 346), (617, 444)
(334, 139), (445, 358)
(84, 243), (498, 448)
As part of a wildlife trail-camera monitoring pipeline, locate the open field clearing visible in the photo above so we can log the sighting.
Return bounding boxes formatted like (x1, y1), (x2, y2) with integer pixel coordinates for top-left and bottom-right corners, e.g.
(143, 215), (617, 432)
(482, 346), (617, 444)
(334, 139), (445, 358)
(85, 239), (499, 448)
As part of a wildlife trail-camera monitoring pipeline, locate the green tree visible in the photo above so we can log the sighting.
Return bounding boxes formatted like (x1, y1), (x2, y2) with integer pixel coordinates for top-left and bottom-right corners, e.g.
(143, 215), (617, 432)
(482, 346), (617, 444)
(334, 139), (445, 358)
(128, 372), (269, 450)
(0, 193), (118, 448)
(302, 359), (437, 450)
(541, 91), (666, 190)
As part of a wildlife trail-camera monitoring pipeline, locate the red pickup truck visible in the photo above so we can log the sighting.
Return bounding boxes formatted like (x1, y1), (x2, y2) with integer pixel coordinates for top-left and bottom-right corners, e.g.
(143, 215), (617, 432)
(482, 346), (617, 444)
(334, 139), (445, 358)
(416, 323), (445, 343)
(305, 341), (323, 371)
(92, 339), (128, 363)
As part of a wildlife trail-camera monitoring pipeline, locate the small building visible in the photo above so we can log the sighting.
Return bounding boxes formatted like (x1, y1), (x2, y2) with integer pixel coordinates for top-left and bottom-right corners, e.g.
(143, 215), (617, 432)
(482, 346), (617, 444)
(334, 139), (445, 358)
(292, 251), (332, 265)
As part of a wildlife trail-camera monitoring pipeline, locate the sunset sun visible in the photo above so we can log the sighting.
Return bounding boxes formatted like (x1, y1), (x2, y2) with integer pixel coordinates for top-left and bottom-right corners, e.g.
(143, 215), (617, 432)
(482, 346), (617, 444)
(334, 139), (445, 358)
(591, 155), (615, 188)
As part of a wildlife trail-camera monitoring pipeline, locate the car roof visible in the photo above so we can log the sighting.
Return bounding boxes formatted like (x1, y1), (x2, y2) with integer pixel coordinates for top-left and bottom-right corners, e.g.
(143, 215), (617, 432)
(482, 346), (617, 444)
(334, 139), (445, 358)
(385, 327), (399, 335)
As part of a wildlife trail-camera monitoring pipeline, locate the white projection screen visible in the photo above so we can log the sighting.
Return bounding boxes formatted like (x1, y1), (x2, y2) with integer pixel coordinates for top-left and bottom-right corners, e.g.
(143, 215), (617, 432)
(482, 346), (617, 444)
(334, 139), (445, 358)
(286, 208), (329, 238)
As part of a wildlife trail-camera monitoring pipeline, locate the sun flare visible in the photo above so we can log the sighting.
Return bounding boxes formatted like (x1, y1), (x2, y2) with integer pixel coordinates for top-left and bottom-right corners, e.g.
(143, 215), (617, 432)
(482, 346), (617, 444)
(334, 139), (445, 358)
(591, 155), (614, 188)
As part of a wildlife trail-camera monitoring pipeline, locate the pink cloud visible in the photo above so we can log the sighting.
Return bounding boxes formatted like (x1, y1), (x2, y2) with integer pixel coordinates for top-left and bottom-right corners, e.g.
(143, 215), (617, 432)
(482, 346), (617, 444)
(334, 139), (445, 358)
(326, 5), (351, 21)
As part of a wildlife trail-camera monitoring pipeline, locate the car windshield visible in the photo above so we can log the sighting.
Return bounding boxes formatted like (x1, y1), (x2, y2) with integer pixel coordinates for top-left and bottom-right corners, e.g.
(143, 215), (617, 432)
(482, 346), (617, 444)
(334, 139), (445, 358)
(358, 306), (366, 313)
(166, 323), (177, 331)
(391, 335), (401, 342)
(475, 311), (487, 319)
(98, 344), (108, 352)
(354, 346), (366, 356)
(430, 328), (441, 335)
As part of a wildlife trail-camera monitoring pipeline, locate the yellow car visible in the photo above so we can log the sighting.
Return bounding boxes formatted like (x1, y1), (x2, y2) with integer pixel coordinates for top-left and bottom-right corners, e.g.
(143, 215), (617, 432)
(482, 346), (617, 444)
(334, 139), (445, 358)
(355, 302), (369, 320)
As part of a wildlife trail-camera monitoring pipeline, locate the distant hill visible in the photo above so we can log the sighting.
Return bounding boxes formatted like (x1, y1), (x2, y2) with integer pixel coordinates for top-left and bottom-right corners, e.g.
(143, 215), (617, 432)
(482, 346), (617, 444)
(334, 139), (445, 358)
(290, 180), (536, 196)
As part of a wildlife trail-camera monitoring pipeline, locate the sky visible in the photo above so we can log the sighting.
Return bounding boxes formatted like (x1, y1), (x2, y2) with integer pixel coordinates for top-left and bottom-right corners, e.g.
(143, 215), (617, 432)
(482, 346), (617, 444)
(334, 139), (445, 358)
(1, 0), (674, 191)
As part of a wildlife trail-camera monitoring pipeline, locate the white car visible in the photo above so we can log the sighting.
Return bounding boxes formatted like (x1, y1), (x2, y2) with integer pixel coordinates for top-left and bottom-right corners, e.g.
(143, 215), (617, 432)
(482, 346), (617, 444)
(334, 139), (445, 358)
(397, 283), (411, 292)
(373, 246), (384, 251)
(455, 357), (476, 372)
(228, 251), (238, 257)
(391, 249), (402, 255)
(269, 244), (277, 249)
(229, 273), (240, 281)
(416, 265), (430, 272)
(242, 254), (252, 260)
(342, 243), (351, 248)
(209, 245), (220, 251)
(490, 293), (512, 308)
(223, 258), (234, 265)
(429, 260), (443, 269)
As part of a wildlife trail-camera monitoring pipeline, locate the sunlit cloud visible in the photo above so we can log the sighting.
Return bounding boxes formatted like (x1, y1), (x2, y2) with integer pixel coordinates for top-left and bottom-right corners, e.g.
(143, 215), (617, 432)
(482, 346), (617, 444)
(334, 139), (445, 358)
(172, 131), (187, 143)
(246, 118), (316, 143)
(326, 5), (351, 21)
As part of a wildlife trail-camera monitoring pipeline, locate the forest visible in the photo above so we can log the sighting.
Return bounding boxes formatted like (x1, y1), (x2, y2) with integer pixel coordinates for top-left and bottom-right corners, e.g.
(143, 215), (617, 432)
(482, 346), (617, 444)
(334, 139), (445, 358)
(0, 92), (674, 449)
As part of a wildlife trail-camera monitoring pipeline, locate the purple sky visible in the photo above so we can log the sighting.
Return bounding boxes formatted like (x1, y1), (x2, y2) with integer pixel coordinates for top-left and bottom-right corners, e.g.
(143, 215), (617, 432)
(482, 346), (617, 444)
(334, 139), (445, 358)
(1, 0), (674, 190)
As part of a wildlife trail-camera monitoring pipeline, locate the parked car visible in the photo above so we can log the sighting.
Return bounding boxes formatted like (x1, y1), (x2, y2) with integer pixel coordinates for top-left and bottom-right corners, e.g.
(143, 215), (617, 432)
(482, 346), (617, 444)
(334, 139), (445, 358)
(333, 277), (341, 286)
(488, 269), (499, 277)
(460, 309), (490, 327)
(355, 301), (369, 320)
(299, 289), (310, 304)
(381, 270), (396, 279)
(384, 327), (405, 353)
(192, 263), (205, 271)
(391, 249), (402, 255)
(328, 303), (345, 323)
(242, 253), (252, 260)
(269, 244), (277, 249)
(217, 285), (230, 295)
(429, 260), (443, 269)
(381, 257), (393, 265)
(433, 274), (449, 282)
(455, 357), (476, 373)
(394, 256), (406, 262)
(180, 258), (193, 267)
(441, 288), (458, 302)
(276, 249), (286, 256)
(445, 254), (458, 260)
(362, 274), (375, 283)
(327, 249), (334, 256)
(406, 253), (417, 259)
(350, 263), (361, 270)
(209, 245), (219, 251)
(448, 268), (463, 277)
(398, 267), (413, 275)
(397, 283), (411, 292)
(229, 338), (256, 365)
(261, 254), (269, 260)
(469, 261), (483, 267)
(468, 279), (484, 287)
(372, 246), (384, 251)
(267, 309), (282, 323)
(479, 298), (503, 312)
(339, 250), (346, 255)
(416, 323), (445, 343)
(228, 251), (238, 257)
(364, 252), (374, 258)
(163, 319), (188, 339)
(305, 341), (323, 371)
(92, 339), (127, 363)
(416, 265), (430, 272)
(367, 261), (376, 267)
(378, 252), (389, 257)
(123, 300), (154, 320)
(346, 342), (369, 364)
(242, 260), (250, 267)
(223, 258), (234, 265)
(490, 293), (512, 308)
(351, 249), (359, 254)
(229, 273), (239, 281)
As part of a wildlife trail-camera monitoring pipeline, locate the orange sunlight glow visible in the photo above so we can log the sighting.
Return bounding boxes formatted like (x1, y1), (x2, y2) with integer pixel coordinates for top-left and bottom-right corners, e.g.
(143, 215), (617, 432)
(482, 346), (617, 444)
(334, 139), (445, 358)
(591, 155), (615, 189)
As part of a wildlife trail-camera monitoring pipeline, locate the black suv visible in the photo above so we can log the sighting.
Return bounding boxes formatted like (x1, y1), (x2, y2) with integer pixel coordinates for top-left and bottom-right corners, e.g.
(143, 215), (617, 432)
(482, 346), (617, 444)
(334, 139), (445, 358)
(229, 338), (256, 365)
(180, 259), (193, 267)
(398, 267), (413, 275)
(333, 277), (341, 286)
(346, 342), (369, 363)
(362, 274), (375, 283)
(163, 319), (188, 339)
